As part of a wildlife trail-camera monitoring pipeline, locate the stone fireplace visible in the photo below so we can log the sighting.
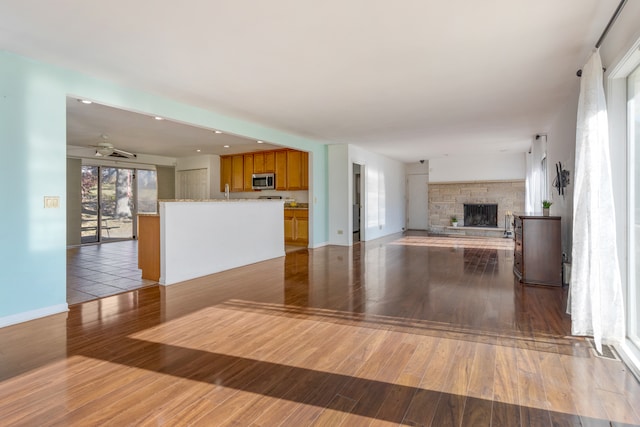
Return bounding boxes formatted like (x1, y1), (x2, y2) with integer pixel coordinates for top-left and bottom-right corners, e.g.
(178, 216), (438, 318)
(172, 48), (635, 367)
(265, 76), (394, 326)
(428, 180), (525, 236)
(464, 203), (498, 227)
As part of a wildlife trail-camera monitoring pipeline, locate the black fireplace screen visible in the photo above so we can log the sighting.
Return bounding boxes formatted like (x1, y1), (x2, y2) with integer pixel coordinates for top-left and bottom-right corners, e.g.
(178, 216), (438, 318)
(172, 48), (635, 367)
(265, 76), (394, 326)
(463, 204), (498, 227)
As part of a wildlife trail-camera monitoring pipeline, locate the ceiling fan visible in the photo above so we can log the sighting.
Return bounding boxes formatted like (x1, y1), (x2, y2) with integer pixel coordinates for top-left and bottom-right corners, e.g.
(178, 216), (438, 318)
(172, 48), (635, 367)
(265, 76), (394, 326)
(91, 134), (136, 158)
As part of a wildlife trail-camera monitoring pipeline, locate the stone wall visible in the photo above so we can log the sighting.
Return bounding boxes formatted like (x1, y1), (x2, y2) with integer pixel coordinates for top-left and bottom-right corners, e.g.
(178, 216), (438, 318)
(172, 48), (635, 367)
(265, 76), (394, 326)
(429, 180), (525, 233)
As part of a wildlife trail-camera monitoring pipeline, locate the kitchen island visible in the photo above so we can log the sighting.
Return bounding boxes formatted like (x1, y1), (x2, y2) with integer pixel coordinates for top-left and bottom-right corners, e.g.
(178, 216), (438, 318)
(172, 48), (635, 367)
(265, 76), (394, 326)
(141, 199), (285, 285)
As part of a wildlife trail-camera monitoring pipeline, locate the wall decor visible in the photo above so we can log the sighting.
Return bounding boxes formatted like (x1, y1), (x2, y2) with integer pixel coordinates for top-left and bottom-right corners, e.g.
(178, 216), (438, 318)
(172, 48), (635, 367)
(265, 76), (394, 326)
(553, 161), (570, 197)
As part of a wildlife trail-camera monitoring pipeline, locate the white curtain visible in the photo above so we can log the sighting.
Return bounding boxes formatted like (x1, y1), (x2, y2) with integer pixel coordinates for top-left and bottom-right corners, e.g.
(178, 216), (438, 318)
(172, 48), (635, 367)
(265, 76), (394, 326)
(569, 49), (624, 353)
(525, 135), (547, 213)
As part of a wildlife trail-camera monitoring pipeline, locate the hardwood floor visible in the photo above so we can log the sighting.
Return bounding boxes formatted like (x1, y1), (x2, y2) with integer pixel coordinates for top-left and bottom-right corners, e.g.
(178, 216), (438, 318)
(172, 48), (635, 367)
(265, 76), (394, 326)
(3, 233), (639, 426)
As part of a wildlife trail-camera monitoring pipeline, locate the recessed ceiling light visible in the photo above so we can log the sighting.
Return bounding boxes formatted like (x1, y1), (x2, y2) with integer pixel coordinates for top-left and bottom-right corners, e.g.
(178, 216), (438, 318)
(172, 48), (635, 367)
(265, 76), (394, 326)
(214, 130), (223, 134)
(154, 116), (164, 121)
(223, 145), (230, 148)
(257, 140), (263, 144)
(196, 149), (201, 153)
(78, 99), (92, 104)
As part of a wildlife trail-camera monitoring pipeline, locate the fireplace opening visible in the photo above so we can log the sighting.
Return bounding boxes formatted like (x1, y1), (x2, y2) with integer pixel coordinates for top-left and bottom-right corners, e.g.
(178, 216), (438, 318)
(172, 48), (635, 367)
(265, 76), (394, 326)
(463, 204), (498, 227)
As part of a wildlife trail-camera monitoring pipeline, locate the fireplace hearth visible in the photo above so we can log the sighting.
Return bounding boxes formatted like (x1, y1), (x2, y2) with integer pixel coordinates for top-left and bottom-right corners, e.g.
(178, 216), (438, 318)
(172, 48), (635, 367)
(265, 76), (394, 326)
(464, 204), (498, 227)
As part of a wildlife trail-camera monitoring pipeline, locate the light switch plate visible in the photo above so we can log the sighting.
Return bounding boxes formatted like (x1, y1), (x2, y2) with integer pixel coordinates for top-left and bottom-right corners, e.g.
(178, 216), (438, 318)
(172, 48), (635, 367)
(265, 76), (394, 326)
(44, 196), (60, 209)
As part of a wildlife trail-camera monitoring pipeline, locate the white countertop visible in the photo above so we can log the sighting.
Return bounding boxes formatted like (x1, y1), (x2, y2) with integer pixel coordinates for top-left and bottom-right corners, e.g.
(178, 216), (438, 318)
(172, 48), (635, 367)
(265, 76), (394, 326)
(159, 198), (284, 203)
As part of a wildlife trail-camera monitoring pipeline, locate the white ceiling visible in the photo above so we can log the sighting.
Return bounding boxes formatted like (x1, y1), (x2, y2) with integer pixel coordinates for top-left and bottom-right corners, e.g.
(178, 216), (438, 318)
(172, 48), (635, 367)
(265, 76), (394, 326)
(0, 1), (621, 163)
(66, 98), (281, 158)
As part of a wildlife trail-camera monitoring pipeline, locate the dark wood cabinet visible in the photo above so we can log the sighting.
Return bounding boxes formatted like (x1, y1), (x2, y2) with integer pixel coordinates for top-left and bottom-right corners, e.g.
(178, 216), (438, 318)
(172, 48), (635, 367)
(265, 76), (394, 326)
(513, 215), (562, 286)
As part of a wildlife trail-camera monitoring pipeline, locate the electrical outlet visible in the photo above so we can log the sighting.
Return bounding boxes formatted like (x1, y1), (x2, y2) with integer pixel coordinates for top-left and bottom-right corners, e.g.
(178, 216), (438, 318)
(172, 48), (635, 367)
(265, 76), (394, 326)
(337, 230), (343, 235)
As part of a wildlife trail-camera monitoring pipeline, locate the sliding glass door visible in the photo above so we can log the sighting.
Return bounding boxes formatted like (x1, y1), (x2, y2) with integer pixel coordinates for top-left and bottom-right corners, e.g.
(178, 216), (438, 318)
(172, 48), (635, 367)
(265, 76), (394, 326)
(81, 166), (100, 244)
(80, 165), (157, 244)
(100, 167), (134, 241)
(137, 169), (158, 214)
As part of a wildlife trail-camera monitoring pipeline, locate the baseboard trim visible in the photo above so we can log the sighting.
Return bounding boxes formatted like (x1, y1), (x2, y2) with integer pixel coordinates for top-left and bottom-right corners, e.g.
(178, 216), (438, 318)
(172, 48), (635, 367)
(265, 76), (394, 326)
(0, 304), (69, 328)
(616, 341), (640, 383)
(309, 241), (328, 249)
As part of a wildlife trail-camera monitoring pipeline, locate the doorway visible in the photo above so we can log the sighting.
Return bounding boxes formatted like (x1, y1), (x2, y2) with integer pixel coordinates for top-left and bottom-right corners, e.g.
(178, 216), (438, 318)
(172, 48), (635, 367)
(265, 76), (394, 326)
(353, 163), (363, 242)
(407, 173), (429, 230)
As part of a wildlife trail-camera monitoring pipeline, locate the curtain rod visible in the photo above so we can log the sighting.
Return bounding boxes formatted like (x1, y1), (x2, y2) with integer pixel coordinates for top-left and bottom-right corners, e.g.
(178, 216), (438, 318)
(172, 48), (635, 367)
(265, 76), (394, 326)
(576, 0), (628, 77)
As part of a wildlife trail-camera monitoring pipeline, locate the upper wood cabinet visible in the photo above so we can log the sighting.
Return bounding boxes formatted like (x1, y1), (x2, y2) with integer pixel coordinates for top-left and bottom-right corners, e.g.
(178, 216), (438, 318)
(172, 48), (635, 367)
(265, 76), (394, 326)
(301, 151), (309, 190)
(253, 152), (264, 173)
(286, 150), (303, 190)
(220, 155), (232, 192)
(275, 150), (288, 190)
(220, 149), (307, 192)
(231, 155), (244, 192)
(243, 155), (254, 191)
(264, 151), (275, 173)
(286, 150), (309, 191)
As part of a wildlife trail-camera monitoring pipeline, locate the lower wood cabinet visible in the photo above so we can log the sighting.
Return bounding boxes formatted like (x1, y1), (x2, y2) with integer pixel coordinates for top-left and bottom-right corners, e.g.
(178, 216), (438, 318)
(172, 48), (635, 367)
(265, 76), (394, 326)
(284, 208), (308, 246)
(513, 214), (562, 286)
(137, 214), (160, 282)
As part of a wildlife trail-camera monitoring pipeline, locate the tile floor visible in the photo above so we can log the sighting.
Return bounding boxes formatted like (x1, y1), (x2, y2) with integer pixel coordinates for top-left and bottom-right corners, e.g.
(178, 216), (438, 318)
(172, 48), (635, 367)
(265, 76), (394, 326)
(68, 240), (306, 305)
(67, 240), (157, 305)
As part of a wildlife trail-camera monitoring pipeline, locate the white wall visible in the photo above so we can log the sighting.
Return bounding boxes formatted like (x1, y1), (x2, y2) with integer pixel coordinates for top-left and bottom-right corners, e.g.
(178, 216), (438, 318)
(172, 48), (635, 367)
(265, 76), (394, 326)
(328, 145), (350, 245)
(429, 152), (525, 183)
(328, 144), (406, 245)
(546, 90), (579, 258)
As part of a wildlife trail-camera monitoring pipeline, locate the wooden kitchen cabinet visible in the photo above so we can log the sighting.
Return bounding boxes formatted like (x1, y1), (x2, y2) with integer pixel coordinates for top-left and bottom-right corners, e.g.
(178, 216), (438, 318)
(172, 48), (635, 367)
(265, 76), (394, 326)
(301, 151), (309, 190)
(138, 214), (160, 281)
(253, 151), (275, 174)
(275, 150), (288, 190)
(284, 208), (308, 246)
(253, 152), (264, 173)
(220, 149), (306, 192)
(294, 209), (308, 243)
(513, 214), (562, 286)
(264, 151), (275, 173)
(231, 155), (244, 192)
(287, 150), (303, 190)
(284, 209), (295, 242)
(220, 155), (232, 192)
(243, 154), (254, 191)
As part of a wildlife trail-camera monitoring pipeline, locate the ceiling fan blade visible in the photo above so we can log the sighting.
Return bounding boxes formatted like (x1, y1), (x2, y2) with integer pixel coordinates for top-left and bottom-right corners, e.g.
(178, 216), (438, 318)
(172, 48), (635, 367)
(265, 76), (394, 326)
(112, 147), (136, 158)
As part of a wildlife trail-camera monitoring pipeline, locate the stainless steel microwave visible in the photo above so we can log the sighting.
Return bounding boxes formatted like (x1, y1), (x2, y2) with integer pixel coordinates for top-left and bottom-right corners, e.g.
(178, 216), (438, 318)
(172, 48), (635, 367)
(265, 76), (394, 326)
(252, 173), (275, 190)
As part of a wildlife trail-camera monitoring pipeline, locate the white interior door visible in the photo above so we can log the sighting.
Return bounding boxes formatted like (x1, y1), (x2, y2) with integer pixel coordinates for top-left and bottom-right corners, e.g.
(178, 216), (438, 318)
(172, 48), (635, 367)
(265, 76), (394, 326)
(177, 168), (208, 199)
(407, 174), (428, 230)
